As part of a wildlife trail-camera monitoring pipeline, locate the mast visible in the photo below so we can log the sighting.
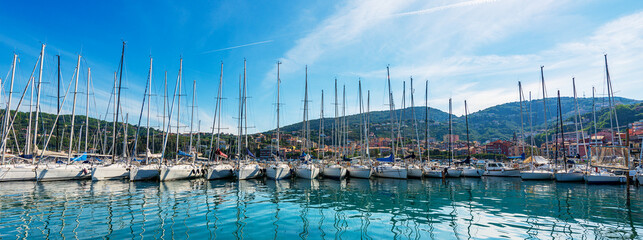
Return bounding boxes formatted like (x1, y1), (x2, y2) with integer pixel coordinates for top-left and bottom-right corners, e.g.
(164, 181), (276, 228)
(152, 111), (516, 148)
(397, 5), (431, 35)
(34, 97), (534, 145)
(163, 71), (167, 156)
(303, 66), (308, 153)
(399, 81), (405, 157)
(529, 92), (535, 153)
(387, 66), (395, 157)
(209, 62), (223, 162)
(56, 55), (61, 152)
(366, 90), (370, 160)
(113, 42), (125, 163)
(189, 80), (195, 154)
(85, 67), (90, 154)
(592, 87), (597, 144)
(276, 61), (281, 159)
(448, 98), (453, 166)
(604, 54), (622, 145)
(465, 100), (471, 160)
(359, 79), (364, 160)
(518, 81), (525, 155)
(425, 80), (430, 162)
(145, 58), (152, 164)
(572, 77), (588, 159)
(410, 77), (420, 159)
(334, 78), (338, 160)
(26, 71), (33, 155)
(1, 54), (17, 165)
(122, 113), (128, 158)
(540, 66), (550, 159)
(67, 55), (81, 164)
(342, 84), (346, 157)
(319, 90), (324, 160)
(243, 60), (248, 158)
(557, 91), (567, 171)
(32, 44), (45, 155)
(176, 58), (182, 162)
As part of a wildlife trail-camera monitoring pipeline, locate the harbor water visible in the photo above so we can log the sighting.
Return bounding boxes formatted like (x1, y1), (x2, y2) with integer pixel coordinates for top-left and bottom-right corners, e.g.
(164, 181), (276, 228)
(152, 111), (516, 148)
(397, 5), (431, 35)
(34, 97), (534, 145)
(1, 177), (641, 239)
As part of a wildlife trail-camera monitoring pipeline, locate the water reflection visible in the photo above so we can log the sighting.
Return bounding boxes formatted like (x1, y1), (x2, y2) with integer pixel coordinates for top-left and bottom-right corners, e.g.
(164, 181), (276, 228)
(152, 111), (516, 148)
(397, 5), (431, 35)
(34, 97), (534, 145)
(0, 177), (641, 239)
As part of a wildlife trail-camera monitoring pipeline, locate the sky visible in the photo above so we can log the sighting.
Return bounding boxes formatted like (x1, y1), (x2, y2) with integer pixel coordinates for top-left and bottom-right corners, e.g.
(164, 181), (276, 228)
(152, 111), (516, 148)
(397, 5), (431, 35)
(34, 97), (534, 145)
(1, 0), (642, 135)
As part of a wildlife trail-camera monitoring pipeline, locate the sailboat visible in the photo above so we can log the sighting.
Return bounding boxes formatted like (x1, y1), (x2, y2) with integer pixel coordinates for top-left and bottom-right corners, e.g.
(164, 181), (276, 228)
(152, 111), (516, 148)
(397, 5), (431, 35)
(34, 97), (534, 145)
(461, 100), (483, 177)
(554, 90), (584, 182)
(422, 81), (443, 178)
(267, 62), (291, 180)
(323, 79), (347, 179)
(585, 55), (627, 184)
(93, 46), (134, 180)
(374, 66), (407, 179)
(36, 54), (92, 181)
(0, 47), (44, 182)
(159, 59), (201, 181)
(405, 78), (424, 178)
(295, 70), (321, 179)
(205, 61), (234, 180)
(519, 82), (554, 180)
(443, 98), (462, 177)
(234, 59), (263, 180)
(347, 79), (372, 179)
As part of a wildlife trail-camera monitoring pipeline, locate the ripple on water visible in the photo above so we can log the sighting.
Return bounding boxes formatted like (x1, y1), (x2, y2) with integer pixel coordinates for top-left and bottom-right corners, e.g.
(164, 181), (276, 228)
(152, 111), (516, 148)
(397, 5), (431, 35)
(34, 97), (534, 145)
(1, 178), (642, 239)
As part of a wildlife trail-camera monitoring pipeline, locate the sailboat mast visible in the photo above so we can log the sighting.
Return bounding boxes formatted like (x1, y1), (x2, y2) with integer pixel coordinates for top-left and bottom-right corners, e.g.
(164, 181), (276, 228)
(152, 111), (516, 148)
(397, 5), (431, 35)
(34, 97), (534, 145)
(276, 62), (281, 159)
(189, 80), (195, 153)
(26, 70), (33, 155)
(366, 90), (370, 160)
(425, 80), (430, 162)
(411, 77), (420, 159)
(320, 90), (324, 159)
(604, 54), (622, 145)
(539, 66), (550, 159)
(67, 55), (81, 164)
(145, 58), (152, 164)
(572, 77), (587, 159)
(210, 62), (223, 162)
(387, 66), (395, 157)
(31, 44), (45, 156)
(303, 66), (308, 153)
(1, 54), (17, 165)
(558, 91), (567, 171)
(342, 84), (346, 157)
(334, 78), (338, 160)
(465, 100), (471, 160)
(113, 42), (125, 163)
(176, 58), (182, 162)
(518, 81), (525, 154)
(243, 60), (248, 157)
(448, 98), (453, 166)
(359, 79), (363, 159)
(122, 114), (128, 158)
(529, 92), (535, 152)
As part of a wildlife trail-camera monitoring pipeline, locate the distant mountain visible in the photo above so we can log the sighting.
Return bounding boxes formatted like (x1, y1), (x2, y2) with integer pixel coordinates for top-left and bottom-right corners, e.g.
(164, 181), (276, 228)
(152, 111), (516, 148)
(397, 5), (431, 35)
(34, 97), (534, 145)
(265, 97), (641, 143)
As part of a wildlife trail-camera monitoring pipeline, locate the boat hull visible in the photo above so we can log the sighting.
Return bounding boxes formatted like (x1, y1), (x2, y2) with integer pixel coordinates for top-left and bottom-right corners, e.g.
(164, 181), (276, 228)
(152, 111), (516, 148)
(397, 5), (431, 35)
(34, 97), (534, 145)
(585, 174), (624, 184)
(446, 169), (462, 178)
(0, 165), (36, 181)
(423, 166), (443, 178)
(484, 169), (520, 177)
(266, 167), (291, 180)
(323, 167), (347, 179)
(347, 167), (372, 179)
(374, 167), (407, 179)
(130, 165), (160, 181)
(407, 167), (423, 178)
(555, 172), (584, 182)
(92, 164), (129, 181)
(236, 166), (263, 180)
(638, 174), (643, 185)
(36, 165), (91, 181)
(206, 165), (233, 180)
(159, 166), (200, 181)
(462, 169), (483, 178)
(520, 171), (553, 180)
(295, 166), (320, 179)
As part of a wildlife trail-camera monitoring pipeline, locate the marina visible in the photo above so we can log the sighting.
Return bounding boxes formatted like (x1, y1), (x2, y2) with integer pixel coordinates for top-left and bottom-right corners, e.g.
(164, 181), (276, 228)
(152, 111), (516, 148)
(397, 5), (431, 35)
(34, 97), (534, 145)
(1, 177), (641, 239)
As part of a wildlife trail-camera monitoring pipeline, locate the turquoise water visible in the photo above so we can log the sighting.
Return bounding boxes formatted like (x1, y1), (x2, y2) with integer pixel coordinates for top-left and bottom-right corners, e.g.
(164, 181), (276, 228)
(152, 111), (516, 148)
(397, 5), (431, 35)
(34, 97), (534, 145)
(1, 178), (641, 239)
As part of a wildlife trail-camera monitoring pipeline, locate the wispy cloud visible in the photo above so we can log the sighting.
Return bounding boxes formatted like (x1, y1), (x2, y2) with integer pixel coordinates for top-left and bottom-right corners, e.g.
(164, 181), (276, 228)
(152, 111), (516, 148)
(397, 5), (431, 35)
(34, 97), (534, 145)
(390, 0), (501, 18)
(200, 40), (274, 54)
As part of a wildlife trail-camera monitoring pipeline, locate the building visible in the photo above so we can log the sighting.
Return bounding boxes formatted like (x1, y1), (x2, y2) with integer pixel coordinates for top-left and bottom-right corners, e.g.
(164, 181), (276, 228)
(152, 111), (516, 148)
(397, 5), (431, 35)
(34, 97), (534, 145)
(485, 140), (513, 156)
(443, 134), (459, 142)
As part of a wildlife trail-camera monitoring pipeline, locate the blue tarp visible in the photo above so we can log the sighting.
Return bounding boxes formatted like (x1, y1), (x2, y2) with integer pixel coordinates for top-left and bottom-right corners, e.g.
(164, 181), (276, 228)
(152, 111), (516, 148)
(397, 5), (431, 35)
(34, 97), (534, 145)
(178, 150), (192, 157)
(377, 154), (394, 162)
(72, 153), (87, 161)
(246, 149), (256, 158)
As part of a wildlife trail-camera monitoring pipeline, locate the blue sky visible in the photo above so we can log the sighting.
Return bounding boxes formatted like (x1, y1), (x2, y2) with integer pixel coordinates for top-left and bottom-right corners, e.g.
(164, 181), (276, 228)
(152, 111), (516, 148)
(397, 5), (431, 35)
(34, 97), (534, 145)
(1, 0), (642, 134)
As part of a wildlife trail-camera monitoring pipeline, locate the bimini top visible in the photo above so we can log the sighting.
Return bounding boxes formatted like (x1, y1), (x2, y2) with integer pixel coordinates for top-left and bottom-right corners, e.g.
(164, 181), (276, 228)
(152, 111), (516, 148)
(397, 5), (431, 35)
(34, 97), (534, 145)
(377, 154), (394, 162)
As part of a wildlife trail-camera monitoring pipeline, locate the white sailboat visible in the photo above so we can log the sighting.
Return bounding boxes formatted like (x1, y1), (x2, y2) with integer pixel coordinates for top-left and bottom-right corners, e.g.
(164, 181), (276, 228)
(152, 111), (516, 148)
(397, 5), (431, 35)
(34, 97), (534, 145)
(267, 62), (291, 180)
(444, 98), (461, 178)
(205, 61), (234, 180)
(323, 79), (347, 179)
(520, 86), (554, 180)
(93, 46), (131, 180)
(37, 55), (92, 181)
(348, 80), (372, 179)
(234, 59), (263, 180)
(551, 90), (584, 182)
(374, 67), (407, 179)
(461, 100), (483, 178)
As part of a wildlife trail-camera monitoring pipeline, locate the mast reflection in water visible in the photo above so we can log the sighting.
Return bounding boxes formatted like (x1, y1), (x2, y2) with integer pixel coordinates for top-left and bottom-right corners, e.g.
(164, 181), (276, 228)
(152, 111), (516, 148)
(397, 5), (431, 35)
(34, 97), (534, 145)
(0, 178), (641, 239)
